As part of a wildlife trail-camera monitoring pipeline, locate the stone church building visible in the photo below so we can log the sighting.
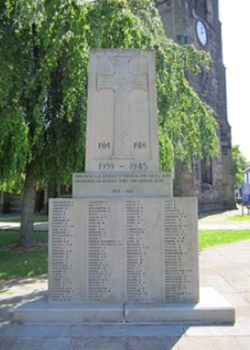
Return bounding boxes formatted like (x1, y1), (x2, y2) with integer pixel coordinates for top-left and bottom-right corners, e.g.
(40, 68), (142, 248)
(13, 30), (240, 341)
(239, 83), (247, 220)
(156, 0), (235, 211)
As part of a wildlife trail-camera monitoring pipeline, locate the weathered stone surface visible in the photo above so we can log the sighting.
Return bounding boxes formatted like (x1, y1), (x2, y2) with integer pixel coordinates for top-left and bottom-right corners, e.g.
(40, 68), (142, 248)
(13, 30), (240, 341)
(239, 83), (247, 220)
(14, 300), (124, 324)
(72, 173), (173, 198)
(5, 337), (71, 350)
(0, 337), (16, 350)
(85, 49), (159, 173)
(125, 288), (234, 323)
(13, 288), (234, 324)
(49, 197), (198, 303)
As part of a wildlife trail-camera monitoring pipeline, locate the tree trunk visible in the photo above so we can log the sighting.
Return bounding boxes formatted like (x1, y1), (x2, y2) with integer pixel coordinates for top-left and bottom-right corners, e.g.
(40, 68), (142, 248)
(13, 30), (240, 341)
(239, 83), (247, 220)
(20, 162), (37, 247)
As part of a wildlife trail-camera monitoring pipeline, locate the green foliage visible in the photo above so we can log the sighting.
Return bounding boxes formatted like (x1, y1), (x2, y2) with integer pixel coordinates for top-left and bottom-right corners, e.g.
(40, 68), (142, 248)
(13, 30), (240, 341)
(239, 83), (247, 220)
(199, 230), (250, 248)
(228, 215), (250, 221)
(232, 145), (246, 189)
(0, 230), (47, 248)
(0, 0), (219, 192)
(0, 215), (48, 223)
(0, 0), (89, 190)
(0, 231), (47, 280)
(0, 248), (47, 280)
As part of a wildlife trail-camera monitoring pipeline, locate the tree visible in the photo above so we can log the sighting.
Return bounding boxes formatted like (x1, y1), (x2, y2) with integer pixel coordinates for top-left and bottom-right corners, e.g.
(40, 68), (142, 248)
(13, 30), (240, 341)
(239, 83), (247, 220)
(0, 0), (219, 247)
(0, 0), (88, 247)
(232, 145), (246, 189)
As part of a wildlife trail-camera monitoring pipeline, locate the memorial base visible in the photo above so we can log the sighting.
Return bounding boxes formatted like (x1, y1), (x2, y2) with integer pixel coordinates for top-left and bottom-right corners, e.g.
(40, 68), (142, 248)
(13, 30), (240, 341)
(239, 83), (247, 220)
(13, 288), (234, 324)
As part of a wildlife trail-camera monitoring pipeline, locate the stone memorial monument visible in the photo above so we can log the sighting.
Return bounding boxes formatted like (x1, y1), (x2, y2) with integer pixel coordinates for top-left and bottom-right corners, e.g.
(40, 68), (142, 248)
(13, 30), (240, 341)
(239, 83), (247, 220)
(14, 49), (234, 324)
(49, 49), (198, 305)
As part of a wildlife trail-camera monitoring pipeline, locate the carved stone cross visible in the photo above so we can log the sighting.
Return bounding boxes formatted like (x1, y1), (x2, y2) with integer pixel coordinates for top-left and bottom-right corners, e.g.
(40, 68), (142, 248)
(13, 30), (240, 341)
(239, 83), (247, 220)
(97, 56), (148, 159)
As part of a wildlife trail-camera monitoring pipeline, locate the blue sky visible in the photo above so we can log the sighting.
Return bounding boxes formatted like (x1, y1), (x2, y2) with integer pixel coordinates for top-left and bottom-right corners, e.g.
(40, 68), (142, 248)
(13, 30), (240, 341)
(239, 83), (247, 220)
(219, 0), (250, 160)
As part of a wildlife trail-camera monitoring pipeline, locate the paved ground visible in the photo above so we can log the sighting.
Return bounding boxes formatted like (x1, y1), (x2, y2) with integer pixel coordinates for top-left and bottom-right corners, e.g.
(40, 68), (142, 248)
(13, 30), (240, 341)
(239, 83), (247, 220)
(0, 210), (250, 349)
(0, 221), (48, 231)
(198, 206), (250, 230)
(0, 240), (250, 349)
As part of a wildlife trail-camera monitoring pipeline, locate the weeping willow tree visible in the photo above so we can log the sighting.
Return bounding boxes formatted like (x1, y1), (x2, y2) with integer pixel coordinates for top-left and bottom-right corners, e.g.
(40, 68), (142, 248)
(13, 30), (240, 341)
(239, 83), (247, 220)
(0, 0), (218, 247)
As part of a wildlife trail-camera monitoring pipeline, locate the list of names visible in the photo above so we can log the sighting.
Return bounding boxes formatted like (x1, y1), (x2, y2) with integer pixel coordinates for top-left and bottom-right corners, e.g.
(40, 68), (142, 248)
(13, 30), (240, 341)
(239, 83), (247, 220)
(49, 198), (198, 303)
(50, 201), (75, 301)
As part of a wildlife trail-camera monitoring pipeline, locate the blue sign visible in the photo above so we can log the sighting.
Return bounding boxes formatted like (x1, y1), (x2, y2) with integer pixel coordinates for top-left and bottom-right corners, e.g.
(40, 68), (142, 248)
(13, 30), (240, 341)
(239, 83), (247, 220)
(241, 182), (250, 203)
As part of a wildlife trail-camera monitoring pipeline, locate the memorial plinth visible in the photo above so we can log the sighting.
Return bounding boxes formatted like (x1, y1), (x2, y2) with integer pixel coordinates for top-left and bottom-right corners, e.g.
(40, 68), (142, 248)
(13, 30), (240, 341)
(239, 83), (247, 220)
(49, 197), (198, 303)
(14, 49), (235, 324)
(14, 288), (234, 324)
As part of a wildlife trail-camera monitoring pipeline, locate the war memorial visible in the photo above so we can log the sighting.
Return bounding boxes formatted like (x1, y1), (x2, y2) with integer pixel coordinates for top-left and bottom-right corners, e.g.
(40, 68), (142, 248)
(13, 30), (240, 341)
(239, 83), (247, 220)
(14, 49), (234, 324)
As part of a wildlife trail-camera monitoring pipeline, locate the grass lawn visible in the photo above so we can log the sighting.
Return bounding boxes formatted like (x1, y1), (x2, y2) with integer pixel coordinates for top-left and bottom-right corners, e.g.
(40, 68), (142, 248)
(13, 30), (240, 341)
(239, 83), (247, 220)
(228, 215), (250, 221)
(0, 229), (250, 281)
(0, 215), (48, 223)
(199, 230), (250, 248)
(0, 231), (48, 280)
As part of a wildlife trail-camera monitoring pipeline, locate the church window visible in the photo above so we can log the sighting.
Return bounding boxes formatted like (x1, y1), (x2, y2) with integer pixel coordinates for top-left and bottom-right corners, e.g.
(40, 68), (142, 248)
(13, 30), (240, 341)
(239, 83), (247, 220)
(194, 0), (208, 19)
(176, 34), (188, 45)
(201, 158), (213, 185)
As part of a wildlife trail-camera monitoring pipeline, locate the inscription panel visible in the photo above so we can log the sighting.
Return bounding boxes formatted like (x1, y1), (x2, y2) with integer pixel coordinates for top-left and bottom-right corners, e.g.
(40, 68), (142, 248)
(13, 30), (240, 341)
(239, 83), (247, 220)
(125, 199), (163, 301)
(49, 200), (88, 302)
(88, 200), (124, 301)
(163, 198), (199, 302)
(73, 173), (173, 198)
(85, 49), (159, 172)
(49, 198), (198, 303)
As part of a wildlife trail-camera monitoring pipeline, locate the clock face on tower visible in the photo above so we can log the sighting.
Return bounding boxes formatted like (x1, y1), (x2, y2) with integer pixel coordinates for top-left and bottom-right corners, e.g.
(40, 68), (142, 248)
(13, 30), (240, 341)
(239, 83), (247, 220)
(196, 20), (208, 46)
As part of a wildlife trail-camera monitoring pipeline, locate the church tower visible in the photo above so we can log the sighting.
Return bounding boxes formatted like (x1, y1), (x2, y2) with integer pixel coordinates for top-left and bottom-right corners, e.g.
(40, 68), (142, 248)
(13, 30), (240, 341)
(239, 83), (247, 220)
(156, 0), (235, 211)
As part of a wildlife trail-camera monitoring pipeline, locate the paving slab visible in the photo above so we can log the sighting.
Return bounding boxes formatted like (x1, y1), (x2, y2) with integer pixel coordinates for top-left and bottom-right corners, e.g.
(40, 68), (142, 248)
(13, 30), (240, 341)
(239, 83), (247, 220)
(8, 337), (71, 350)
(241, 291), (250, 303)
(176, 335), (241, 350)
(65, 324), (186, 337)
(0, 323), (68, 338)
(0, 337), (16, 350)
(235, 336), (250, 350)
(185, 317), (250, 336)
(69, 336), (180, 350)
(199, 275), (237, 293)
(1, 239), (250, 350)
(221, 292), (250, 308)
